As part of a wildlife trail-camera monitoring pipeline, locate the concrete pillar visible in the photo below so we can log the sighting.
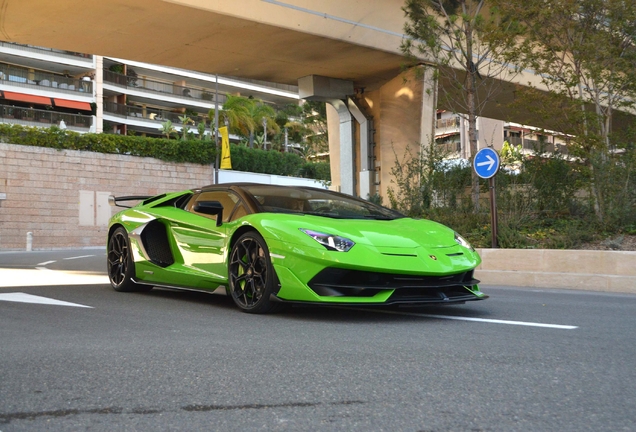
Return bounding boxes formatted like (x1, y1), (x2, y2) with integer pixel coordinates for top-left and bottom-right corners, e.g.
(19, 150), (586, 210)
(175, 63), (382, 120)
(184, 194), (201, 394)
(94, 56), (103, 133)
(353, 66), (437, 201)
(299, 75), (356, 195)
(348, 98), (374, 199)
(333, 100), (355, 195)
(325, 100), (356, 195)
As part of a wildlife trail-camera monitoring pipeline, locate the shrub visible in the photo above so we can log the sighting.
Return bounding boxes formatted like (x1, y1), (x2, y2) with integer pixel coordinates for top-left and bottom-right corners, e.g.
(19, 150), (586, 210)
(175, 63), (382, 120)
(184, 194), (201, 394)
(0, 124), (330, 180)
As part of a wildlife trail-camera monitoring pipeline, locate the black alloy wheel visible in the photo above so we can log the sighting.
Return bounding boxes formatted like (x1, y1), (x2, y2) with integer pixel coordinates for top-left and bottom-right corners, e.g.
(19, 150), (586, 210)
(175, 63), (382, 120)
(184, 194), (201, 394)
(107, 227), (151, 292)
(228, 231), (281, 313)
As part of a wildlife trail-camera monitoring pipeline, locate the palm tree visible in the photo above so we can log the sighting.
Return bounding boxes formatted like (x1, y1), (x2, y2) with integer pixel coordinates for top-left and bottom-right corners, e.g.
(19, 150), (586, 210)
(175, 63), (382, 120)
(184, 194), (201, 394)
(178, 115), (194, 140)
(248, 102), (279, 148)
(159, 120), (177, 139)
(209, 95), (279, 148)
(209, 95), (254, 142)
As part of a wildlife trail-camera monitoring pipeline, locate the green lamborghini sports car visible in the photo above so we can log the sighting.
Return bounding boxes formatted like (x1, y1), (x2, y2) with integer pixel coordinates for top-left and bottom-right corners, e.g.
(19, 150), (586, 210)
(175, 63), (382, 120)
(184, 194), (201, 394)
(107, 183), (487, 313)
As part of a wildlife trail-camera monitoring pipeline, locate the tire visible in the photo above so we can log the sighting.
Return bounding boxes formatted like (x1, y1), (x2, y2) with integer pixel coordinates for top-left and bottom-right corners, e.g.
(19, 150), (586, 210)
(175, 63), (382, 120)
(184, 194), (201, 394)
(107, 226), (152, 292)
(228, 231), (282, 314)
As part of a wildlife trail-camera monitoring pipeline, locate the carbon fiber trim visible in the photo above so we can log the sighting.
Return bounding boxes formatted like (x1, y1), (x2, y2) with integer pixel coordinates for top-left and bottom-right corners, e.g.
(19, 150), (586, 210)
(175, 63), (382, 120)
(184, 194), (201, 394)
(140, 220), (174, 268)
(307, 267), (480, 302)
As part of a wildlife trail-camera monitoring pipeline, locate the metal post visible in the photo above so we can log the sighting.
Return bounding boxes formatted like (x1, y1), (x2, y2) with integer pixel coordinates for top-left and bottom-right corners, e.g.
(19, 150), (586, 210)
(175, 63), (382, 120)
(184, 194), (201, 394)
(26, 232), (33, 251)
(214, 74), (220, 184)
(262, 117), (267, 149)
(284, 127), (288, 152)
(489, 177), (498, 248)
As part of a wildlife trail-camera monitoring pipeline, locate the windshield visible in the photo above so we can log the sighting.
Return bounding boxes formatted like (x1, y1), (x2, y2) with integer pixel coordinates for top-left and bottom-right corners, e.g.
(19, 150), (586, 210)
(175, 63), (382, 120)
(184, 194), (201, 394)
(243, 185), (404, 220)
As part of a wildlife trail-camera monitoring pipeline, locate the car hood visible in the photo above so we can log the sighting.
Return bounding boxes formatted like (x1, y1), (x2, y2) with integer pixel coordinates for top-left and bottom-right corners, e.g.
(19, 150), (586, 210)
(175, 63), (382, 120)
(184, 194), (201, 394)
(255, 214), (458, 249)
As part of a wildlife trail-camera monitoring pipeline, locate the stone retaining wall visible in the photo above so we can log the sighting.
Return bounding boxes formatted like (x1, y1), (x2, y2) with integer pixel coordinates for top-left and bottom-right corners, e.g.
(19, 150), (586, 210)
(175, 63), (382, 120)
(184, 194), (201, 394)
(0, 143), (213, 249)
(476, 248), (636, 293)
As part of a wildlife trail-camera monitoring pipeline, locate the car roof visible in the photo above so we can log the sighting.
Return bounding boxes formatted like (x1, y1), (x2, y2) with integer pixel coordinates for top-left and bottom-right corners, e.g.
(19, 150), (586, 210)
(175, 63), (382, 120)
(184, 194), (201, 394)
(197, 183), (335, 199)
(199, 183), (325, 192)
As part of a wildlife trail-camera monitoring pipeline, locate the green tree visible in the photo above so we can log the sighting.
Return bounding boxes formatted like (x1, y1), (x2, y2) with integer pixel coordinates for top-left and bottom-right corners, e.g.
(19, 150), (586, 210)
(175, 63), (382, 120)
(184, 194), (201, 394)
(401, 0), (522, 212)
(209, 95), (278, 148)
(300, 101), (329, 158)
(197, 121), (207, 140)
(494, 0), (636, 223)
(178, 115), (194, 140)
(159, 120), (177, 139)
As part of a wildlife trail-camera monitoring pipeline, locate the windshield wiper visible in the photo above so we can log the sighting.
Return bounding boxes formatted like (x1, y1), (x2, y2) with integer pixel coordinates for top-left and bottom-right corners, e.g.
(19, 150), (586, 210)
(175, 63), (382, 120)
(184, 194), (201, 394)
(302, 211), (342, 218)
(362, 215), (397, 220)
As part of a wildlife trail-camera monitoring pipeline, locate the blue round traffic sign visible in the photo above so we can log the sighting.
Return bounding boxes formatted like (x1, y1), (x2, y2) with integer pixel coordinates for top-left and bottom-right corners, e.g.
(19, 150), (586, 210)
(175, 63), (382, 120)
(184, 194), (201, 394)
(473, 148), (501, 179)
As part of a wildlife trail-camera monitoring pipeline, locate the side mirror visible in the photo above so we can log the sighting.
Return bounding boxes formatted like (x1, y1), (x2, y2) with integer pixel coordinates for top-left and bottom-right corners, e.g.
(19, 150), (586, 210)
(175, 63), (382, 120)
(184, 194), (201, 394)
(193, 201), (224, 226)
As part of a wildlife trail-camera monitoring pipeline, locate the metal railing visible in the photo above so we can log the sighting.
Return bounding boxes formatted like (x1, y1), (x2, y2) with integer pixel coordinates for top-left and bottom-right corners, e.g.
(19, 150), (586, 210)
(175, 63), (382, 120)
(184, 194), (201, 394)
(0, 63), (93, 94)
(0, 105), (92, 129)
(437, 142), (461, 153)
(233, 76), (298, 93)
(103, 70), (225, 105)
(0, 41), (93, 61)
(103, 101), (209, 126)
(436, 117), (460, 129)
(506, 136), (568, 154)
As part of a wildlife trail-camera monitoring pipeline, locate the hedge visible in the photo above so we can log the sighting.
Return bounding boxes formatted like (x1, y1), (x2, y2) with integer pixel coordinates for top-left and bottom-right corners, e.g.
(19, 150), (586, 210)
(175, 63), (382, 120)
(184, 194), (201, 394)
(0, 124), (330, 181)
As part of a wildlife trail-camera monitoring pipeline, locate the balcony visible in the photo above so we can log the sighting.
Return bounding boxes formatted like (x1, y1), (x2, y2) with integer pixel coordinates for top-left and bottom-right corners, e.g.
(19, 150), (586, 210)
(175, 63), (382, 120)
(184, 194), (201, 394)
(0, 63), (93, 94)
(437, 142), (461, 154)
(507, 136), (568, 154)
(0, 104), (93, 131)
(0, 41), (93, 61)
(103, 101), (210, 126)
(103, 70), (225, 106)
(436, 117), (460, 129)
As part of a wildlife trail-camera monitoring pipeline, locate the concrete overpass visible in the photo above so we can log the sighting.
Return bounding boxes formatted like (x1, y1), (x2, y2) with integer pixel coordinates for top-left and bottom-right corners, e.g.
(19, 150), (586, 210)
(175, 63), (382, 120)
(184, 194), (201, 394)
(0, 0), (544, 198)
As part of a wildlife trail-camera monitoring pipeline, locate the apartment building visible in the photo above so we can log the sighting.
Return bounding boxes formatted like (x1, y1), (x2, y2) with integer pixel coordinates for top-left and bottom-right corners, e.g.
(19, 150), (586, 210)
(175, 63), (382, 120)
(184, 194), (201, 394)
(0, 41), (95, 132)
(0, 41), (299, 138)
(434, 110), (570, 159)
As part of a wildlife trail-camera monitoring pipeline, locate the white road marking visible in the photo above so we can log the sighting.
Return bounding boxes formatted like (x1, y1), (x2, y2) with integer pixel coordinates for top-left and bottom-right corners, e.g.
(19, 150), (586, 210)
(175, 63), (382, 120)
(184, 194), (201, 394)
(353, 308), (578, 330)
(36, 260), (56, 266)
(63, 255), (95, 260)
(35, 266), (54, 272)
(0, 292), (92, 308)
(0, 268), (109, 287)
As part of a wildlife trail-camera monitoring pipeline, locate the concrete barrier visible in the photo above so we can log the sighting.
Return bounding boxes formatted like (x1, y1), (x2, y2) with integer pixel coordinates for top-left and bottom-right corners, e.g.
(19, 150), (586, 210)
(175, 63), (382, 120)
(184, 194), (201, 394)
(475, 248), (636, 293)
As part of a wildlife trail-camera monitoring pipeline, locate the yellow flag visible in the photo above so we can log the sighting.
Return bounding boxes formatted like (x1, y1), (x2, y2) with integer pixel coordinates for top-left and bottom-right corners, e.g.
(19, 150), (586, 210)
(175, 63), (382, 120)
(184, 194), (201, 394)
(219, 126), (232, 170)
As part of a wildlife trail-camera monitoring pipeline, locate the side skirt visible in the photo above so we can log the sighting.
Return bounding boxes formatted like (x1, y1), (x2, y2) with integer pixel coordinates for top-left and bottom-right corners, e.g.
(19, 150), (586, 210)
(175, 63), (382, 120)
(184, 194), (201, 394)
(131, 279), (225, 295)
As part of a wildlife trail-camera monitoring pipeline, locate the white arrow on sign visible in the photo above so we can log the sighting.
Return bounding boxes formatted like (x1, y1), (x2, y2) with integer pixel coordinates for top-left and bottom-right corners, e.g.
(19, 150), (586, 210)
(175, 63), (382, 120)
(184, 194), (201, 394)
(0, 292), (92, 308)
(476, 155), (496, 171)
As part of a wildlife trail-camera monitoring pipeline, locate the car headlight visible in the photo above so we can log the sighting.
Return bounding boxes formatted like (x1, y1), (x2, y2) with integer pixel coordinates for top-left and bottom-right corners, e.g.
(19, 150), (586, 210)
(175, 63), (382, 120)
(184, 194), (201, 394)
(300, 229), (355, 252)
(454, 232), (474, 251)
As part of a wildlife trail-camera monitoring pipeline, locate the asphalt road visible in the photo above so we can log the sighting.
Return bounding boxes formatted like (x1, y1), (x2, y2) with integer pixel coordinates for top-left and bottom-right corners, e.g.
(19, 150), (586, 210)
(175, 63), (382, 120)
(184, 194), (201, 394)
(1, 249), (635, 431)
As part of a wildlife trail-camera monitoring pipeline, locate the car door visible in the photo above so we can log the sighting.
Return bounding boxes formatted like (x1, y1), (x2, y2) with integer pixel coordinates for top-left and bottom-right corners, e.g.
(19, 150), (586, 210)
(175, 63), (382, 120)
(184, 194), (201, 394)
(169, 190), (243, 282)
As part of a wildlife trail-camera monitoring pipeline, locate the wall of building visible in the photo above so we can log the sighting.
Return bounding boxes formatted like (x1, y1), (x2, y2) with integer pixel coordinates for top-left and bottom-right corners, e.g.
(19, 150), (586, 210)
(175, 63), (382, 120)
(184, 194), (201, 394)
(0, 143), (213, 250)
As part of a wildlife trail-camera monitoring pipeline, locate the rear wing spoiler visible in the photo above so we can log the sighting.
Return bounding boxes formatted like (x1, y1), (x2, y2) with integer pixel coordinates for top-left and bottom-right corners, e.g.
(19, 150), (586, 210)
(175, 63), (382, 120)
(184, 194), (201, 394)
(108, 195), (152, 208)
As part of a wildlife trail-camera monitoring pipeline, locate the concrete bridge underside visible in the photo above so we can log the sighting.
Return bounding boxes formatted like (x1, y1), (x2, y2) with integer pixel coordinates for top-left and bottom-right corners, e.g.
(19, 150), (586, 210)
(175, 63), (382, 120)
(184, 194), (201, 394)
(0, 0), (596, 199)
